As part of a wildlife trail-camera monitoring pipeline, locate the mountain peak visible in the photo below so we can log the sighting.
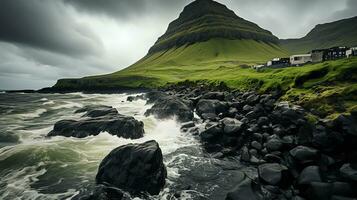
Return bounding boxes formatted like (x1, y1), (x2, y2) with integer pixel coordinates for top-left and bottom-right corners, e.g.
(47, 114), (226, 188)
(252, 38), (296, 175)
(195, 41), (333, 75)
(148, 0), (278, 54)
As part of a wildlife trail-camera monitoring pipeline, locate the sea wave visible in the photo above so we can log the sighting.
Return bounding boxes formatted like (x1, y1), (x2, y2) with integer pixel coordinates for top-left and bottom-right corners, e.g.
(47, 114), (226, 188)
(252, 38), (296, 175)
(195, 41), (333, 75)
(17, 108), (47, 119)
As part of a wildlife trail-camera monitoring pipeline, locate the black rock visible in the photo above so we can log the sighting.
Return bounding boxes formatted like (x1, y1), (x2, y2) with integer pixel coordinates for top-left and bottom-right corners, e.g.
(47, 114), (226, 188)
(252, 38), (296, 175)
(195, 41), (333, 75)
(241, 146), (251, 162)
(96, 140), (167, 195)
(298, 166), (321, 185)
(221, 117), (243, 135)
(258, 163), (290, 186)
(332, 114), (357, 136)
(201, 92), (225, 101)
(266, 137), (283, 152)
(145, 95), (193, 122)
(75, 105), (118, 118)
(332, 182), (357, 197)
(196, 99), (228, 119)
(340, 163), (357, 182)
(48, 114), (144, 139)
(289, 146), (319, 164)
(145, 91), (169, 104)
(199, 124), (222, 142)
(226, 177), (262, 200)
(257, 116), (269, 127)
(305, 182), (333, 200)
(251, 141), (262, 150)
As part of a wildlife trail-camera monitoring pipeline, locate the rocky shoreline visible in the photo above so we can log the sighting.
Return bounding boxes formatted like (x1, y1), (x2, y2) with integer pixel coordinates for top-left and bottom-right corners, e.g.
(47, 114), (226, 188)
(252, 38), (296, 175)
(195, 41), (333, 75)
(45, 85), (357, 200)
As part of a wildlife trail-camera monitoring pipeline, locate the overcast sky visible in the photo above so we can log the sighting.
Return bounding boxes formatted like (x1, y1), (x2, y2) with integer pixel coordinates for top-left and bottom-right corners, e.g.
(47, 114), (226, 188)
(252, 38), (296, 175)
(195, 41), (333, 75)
(0, 0), (356, 90)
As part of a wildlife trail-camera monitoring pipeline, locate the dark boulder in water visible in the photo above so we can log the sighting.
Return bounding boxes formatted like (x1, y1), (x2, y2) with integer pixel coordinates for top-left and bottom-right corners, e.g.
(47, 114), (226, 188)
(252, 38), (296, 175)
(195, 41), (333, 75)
(145, 95), (193, 122)
(75, 105), (118, 118)
(48, 114), (144, 139)
(96, 140), (167, 195)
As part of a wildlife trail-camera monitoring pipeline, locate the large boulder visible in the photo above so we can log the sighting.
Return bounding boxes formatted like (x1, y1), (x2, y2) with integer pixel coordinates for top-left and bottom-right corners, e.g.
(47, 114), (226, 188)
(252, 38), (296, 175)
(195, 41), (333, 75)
(221, 117), (243, 135)
(196, 99), (228, 119)
(96, 140), (167, 195)
(75, 105), (118, 118)
(144, 91), (169, 104)
(289, 146), (319, 164)
(201, 92), (225, 101)
(298, 166), (321, 185)
(332, 114), (357, 136)
(48, 114), (144, 139)
(226, 177), (262, 200)
(144, 95), (193, 122)
(258, 163), (290, 186)
(340, 163), (357, 182)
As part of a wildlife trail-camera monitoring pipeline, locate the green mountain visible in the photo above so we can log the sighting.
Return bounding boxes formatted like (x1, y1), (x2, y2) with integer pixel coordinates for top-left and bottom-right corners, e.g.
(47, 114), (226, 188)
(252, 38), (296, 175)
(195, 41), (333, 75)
(280, 16), (357, 54)
(53, 0), (288, 90)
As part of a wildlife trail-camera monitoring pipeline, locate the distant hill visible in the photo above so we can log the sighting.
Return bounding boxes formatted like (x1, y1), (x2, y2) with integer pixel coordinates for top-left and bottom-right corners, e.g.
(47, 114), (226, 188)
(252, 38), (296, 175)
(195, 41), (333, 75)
(280, 16), (357, 54)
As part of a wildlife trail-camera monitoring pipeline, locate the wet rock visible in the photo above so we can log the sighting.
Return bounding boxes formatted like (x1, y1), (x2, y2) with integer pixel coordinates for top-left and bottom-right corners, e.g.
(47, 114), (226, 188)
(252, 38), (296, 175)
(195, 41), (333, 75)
(289, 146), (319, 164)
(332, 182), (357, 197)
(196, 99), (228, 119)
(331, 196), (357, 200)
(96, 140), (167, 195)
(251, 141), (262, 150)
(201, 92), (225, 101)
(226, 177), (262, 200)
(242, 105), (253, 113)
(241, 146), (251, 162)
(312, 125), (343, 151)
(75, 105), (118, 118)
(145, 91), (169, 104)
(257, 117), (269, 127)
(145, 96), (193, 122)
(297, 166), (321, 185)
(246, 94), (260, 105)
(266, 137), (283, 152)
(258, 163), (290, 186)
(221, 117), (243, 135)
(48, 114), (144, 139)
(340, 163), (357, 182)
(332, 114), (357, 136)
(264, 154), (282, 163)
(305, 182), (333, 200)
(200, 124), (222, 142)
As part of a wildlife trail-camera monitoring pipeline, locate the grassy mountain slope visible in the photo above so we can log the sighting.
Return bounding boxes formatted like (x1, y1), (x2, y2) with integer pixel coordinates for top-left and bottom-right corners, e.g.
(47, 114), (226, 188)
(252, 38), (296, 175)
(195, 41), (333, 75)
(149, 0), (279, 54)
(54, 38), (288, 89)
(280, 16), (357, 54)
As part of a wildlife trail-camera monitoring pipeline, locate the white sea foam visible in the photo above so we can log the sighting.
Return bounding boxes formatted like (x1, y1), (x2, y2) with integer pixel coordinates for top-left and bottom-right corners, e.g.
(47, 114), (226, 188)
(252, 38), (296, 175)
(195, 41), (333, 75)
(51, 101), (82, 109)
(17, 108), (47, 119)
(43, 100), (55, 105)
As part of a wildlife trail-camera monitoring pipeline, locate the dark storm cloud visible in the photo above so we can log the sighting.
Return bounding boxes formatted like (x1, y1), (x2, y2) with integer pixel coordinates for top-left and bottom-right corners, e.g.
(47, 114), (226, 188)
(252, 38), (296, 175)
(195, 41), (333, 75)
(64, 0), (189, 20)
(0, 0), (103, 56)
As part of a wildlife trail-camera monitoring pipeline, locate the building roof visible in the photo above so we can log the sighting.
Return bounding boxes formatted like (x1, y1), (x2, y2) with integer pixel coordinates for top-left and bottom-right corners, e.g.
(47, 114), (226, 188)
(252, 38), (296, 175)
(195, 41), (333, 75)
(290, 54), (311, 57)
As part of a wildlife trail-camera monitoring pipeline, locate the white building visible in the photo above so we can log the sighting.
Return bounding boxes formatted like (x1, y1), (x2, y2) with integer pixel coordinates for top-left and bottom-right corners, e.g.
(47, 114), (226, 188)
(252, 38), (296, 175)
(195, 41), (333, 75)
(346, 47), (357, 58)
(290, 54), (312, 66)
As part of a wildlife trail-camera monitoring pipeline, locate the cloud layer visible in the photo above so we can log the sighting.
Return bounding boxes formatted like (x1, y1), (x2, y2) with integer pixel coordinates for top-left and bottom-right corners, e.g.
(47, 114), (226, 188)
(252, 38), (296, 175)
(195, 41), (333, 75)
(0, 0), (355, 90)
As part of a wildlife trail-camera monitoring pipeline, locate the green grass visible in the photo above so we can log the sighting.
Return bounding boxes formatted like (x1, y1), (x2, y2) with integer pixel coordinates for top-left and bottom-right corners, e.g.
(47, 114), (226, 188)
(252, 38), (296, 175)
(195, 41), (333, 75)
(53, 38), (357, 118)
